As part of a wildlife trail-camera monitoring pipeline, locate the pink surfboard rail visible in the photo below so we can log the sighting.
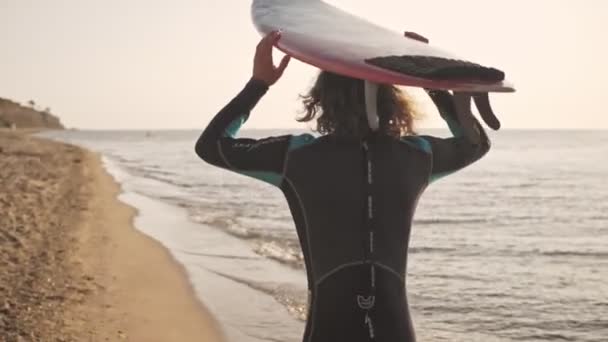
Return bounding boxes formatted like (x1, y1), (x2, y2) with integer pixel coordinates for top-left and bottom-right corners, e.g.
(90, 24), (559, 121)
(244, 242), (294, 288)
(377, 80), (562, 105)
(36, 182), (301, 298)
(251, 0), (515, 93)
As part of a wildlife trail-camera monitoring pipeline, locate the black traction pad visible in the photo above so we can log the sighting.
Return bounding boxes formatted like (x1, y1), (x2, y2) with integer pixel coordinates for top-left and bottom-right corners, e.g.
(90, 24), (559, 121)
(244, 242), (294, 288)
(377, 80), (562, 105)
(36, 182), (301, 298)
(365, 55), (505, 82)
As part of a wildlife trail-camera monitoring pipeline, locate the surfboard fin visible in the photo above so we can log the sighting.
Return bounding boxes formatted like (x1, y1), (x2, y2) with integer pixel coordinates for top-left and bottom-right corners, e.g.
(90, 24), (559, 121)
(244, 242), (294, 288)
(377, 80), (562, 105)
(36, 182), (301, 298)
(473, 93), (501, 130)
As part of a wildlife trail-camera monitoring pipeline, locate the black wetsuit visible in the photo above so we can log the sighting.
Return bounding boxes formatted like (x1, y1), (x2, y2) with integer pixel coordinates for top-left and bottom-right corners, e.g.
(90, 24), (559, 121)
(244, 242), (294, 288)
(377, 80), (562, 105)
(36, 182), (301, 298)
(195, 79), (490, 342)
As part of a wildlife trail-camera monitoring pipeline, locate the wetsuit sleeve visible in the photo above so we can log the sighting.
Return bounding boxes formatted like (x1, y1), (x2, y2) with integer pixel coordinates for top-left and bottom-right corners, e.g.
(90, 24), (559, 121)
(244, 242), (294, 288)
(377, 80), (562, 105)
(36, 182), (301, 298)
(420, 90), (491, 183)
(194, 78), (292, 187)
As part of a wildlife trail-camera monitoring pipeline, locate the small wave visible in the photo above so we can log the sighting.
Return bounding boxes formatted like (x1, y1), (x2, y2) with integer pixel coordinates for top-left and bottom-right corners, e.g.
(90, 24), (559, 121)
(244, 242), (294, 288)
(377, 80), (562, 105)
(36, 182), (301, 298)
(205, 269), (276, 294)
(110, 162), (202, 190)
(179, 250), (262, 261)
(512, 333), (577, 341)
(504, 318), (608, 336)
(196, 215), (263, 239)
(224, 225), (263, 239)
(500, 182), (540, 189)
(109, 155), (133, 163)
(540, 250), (608, 258)
(139, 168), (174, 177)
(589, 216), (608, 221)
(409, 247), (458, 254)
(204, 269), (308, 321)
(497, 215), (543, 221)
(272, 284), (309, 321)
(477, 292), (509, 298)
(189, 209), (306, 268)
(419, 304), (477, 315)
(134, 172), (196, 188)
(414, 218), (488, 225)
(421, 273), (483, 282)
(253, 240), (304, 269)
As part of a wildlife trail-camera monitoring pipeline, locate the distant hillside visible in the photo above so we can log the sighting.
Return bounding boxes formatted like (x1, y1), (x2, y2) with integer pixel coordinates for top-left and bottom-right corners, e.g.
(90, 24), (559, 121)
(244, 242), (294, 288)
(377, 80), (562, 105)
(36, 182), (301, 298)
(0, 98), (64, 129)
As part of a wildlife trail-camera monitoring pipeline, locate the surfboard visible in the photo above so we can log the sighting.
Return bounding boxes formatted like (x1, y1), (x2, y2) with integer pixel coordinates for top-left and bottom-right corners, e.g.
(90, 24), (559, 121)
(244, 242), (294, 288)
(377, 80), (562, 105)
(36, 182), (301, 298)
(251, 0), (515, 93)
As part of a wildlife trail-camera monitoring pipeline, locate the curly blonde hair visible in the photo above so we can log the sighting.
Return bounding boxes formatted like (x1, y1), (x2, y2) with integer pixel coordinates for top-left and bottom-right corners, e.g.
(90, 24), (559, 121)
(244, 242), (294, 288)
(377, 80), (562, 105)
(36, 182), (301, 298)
(298, 71), (421, 138)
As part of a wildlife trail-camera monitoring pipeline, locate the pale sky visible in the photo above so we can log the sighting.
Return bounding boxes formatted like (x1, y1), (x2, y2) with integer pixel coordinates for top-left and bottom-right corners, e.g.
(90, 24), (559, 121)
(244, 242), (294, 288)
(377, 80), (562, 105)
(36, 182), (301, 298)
(1, 0), (607, 130)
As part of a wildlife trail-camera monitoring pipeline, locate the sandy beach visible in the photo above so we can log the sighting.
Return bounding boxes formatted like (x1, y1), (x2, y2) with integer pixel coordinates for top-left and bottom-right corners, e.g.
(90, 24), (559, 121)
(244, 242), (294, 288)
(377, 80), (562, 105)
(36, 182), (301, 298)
(0, 131), (225, 342)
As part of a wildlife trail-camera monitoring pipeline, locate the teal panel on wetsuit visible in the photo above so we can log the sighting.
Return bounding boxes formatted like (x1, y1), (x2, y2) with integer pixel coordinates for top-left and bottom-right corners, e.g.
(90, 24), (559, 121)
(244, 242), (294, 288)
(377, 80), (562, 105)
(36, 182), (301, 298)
(400, 136), (454, 184)
(240, 170), (283, 187)
(230, 134), (317, 187)
(222, 113), (285, 186)
(429, 171), (450, 183)
(399, 136), (432, 154)
(233, 134), (316, 187)
(288, 133), (317, 151)
(430, 111), (468, 182)
(240, 134), (317, 186)
(223, 114), (249, 138)
(218, 134), (317, 187)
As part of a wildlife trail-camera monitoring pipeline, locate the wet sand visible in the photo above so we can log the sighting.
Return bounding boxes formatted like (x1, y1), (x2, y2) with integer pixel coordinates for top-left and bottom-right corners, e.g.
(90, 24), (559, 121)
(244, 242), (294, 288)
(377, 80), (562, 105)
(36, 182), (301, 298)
(0, 131), (225, 341)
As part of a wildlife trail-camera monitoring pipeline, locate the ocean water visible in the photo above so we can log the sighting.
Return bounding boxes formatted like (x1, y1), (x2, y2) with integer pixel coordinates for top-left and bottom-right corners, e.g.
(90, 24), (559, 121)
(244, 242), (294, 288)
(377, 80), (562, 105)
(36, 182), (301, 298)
(41, 129), (608, 342)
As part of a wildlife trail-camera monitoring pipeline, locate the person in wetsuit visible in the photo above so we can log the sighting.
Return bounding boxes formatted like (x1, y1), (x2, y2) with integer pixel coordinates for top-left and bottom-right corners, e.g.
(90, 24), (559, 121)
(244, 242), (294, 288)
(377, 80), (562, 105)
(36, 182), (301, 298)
(195, 31), (490, 342)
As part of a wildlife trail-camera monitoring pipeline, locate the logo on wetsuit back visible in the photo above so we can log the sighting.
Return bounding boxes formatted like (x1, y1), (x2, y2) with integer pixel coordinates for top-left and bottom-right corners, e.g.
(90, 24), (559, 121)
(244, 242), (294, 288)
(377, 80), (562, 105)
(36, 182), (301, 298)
(356, 295), (375, 310)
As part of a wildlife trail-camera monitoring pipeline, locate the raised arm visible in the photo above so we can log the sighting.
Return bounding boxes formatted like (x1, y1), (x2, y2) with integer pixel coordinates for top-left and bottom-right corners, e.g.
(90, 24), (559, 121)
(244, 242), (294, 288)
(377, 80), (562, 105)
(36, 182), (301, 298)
(194, 31), (293, 186)
(194, 78), (289, 169)
(399, 31), (491, 182)
(420, 90), (491, 183)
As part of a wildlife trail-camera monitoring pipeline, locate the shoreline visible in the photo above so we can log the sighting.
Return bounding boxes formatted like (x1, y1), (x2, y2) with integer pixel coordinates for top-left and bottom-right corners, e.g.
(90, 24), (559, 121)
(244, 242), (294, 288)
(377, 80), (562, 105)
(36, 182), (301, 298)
(0, 131), (225, 341)
(77, 148), (226, 341)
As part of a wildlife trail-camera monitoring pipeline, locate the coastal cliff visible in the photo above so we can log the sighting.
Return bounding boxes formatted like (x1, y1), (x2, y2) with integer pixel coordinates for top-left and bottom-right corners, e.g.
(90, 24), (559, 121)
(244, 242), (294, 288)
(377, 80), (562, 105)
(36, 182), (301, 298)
(0, 98), (64, 129)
